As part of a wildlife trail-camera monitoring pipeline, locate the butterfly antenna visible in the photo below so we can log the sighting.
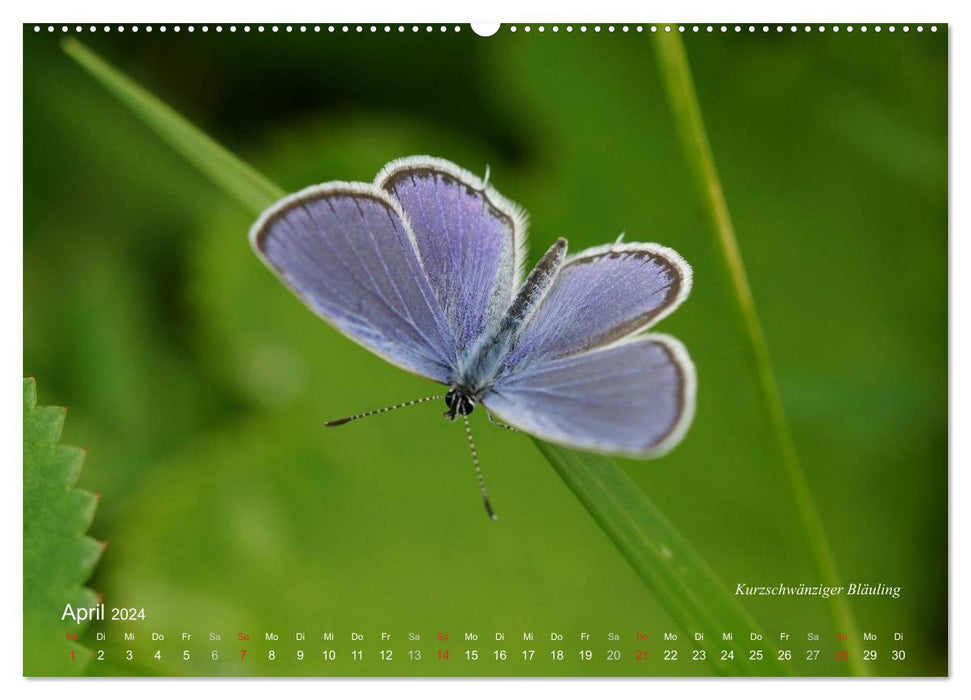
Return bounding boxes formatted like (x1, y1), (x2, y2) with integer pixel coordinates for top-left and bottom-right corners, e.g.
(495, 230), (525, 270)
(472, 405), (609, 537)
(463, 415), (497, 521)
(324, 394), (444, 427)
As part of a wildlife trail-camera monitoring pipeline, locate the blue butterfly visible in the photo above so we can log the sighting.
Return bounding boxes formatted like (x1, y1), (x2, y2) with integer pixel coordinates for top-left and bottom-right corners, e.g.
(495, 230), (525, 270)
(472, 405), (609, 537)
(250, 156), (695, 519)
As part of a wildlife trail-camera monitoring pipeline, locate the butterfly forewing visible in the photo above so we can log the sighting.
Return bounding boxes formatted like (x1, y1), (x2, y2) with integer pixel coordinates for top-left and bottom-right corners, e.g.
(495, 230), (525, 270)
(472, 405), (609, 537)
(250, 183), (457, 384)
(376, 157), (526, 353)
(503, 243), (692, 372)
(484, 335), (695, 457)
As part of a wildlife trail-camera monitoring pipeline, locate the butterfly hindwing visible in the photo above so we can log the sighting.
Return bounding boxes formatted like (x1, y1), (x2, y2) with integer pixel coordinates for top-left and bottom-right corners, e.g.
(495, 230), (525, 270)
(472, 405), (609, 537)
(250, 182), (457, 384)
(484, 335), (696, 457)
(376, 156), (526, 353)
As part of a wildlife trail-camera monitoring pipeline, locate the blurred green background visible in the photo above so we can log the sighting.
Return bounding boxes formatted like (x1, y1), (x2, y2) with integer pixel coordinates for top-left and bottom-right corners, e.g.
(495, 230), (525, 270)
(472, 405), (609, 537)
(24, 25), (946, 676)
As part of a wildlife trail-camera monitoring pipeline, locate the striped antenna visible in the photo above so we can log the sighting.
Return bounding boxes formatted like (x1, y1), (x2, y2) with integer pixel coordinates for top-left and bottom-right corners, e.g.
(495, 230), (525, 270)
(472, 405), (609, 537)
(463, 415), (497, 521)
(324, 395), (444, 427)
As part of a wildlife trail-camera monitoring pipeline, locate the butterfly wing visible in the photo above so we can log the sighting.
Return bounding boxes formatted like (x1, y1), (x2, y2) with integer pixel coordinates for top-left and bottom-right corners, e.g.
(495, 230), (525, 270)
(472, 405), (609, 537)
(502, 242), (692, 372)
(250, 182), (457, 384)
(485, 242), (694, 456)
(376, 156), (526, 353)
(484, 335), (695, 456)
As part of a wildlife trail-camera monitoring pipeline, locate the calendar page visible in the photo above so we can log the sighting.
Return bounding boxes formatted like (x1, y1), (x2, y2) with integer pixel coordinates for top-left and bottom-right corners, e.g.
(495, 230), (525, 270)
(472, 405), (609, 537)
(22, 21), (947, 678)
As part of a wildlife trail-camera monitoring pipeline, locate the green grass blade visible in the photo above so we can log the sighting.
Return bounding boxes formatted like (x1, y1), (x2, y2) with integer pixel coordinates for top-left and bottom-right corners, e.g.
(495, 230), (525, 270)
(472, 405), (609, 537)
(652, 33), (866, 676)
(536, 440), (787, 675)
(64, 39), (788, 675)
(62, 37), (285, 211)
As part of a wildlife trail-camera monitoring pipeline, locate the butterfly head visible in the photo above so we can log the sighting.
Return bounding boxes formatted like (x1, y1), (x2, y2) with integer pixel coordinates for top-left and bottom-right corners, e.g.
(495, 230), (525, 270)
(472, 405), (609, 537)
(444, 387), (477, 421)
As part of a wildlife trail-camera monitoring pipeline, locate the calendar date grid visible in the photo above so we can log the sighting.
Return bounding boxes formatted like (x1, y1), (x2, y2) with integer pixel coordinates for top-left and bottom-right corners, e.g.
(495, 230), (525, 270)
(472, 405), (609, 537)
(72, 627), (910, 670)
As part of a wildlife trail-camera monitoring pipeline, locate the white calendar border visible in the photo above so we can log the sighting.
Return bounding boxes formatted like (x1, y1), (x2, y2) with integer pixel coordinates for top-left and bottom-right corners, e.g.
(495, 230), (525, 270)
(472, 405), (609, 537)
(2, 0), (963, 697)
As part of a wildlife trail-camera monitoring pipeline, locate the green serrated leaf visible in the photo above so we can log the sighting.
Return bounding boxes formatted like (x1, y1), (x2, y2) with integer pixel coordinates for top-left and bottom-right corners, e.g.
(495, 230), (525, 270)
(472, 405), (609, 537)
(23, 378), (102, 676)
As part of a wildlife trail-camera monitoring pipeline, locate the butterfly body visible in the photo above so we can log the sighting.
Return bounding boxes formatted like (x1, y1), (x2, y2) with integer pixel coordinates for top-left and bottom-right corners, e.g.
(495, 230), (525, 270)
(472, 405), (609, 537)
(251, 155), (696, 493)
(449, 236), (568, 409)
(443, 388), (477, 421)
